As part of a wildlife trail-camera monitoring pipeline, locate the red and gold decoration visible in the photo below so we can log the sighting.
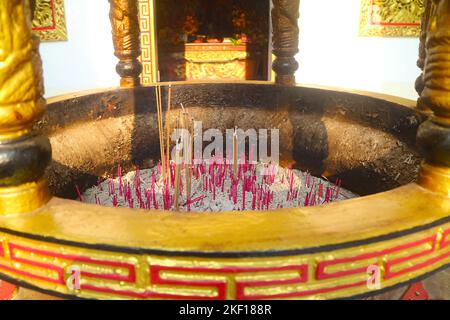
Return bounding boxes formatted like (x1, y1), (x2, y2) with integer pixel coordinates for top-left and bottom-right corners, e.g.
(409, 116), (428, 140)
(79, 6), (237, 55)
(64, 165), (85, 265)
(359, 0), (424, 37)
(137, 0), (270, 82)
(155, 0), (270, 81)
(31, 0), (67, 42)
(138, 0), (158, 84)
(0, 183), (448, 300)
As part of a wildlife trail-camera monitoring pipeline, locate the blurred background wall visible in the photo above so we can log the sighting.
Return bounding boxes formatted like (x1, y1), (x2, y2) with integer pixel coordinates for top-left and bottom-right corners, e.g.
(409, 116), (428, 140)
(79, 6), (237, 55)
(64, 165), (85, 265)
(39, 0), (420, 100)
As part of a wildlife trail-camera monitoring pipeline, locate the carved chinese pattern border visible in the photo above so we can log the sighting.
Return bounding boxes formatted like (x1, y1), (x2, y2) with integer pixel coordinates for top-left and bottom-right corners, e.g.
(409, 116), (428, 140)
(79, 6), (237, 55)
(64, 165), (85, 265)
(0, 221), (450, 299)
(137, 0), (157, 84)
(32, 0), (67, 42)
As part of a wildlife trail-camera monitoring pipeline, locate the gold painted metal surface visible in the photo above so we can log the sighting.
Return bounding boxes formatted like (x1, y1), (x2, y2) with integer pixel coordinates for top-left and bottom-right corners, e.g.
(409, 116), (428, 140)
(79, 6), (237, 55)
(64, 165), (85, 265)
(0, 184), (450, 252)
(419, 163), (450, 197)
(0, 0), (50, 213)
(359, 0), (424, 37)
(0, 179), (50, 216)
(31, 0), (68, 42)
(0, 184), (448, 254)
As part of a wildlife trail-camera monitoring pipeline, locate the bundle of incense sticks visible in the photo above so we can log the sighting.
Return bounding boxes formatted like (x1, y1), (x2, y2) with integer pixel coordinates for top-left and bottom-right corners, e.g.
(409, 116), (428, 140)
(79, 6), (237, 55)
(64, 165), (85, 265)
(182, 106), (194, 209)
(81, 158), (357, 211)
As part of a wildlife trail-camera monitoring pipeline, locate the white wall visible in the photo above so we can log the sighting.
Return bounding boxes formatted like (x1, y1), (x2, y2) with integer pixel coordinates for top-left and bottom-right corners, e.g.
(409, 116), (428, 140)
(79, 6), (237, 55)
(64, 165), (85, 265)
(40, 0), (420, 100)
(296, 0), (420, 100)
(40, 0), (119, 97)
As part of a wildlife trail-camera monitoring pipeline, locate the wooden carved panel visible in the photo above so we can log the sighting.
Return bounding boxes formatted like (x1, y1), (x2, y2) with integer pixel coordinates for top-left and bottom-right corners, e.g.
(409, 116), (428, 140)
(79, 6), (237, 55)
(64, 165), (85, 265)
(31, 0), (68, 42)
(359, 0), (424, 37)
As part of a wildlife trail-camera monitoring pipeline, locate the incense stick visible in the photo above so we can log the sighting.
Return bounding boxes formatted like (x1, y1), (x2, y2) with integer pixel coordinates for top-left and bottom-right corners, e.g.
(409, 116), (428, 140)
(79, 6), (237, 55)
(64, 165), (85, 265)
(233, 127), (238, 179)
(155, 83), (166, 180)
(185, 126), (193, 208)
(174, 140), (182, 210)
(165, 84), (172, 180)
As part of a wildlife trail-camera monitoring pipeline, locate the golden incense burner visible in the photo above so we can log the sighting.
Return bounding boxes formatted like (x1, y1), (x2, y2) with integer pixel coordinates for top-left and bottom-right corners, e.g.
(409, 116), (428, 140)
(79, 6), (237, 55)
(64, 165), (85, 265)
(0, 0), (449, 300)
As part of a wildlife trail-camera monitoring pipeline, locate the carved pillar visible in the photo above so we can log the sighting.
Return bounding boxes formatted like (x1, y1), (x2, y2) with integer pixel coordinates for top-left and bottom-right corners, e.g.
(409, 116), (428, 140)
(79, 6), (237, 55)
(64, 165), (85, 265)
(271, 0), (300, 85)
(415, 0), (435, 112)
(0, 0), (51, 214)
(417, 0), (450, 195)
(109, 0), (143, 87)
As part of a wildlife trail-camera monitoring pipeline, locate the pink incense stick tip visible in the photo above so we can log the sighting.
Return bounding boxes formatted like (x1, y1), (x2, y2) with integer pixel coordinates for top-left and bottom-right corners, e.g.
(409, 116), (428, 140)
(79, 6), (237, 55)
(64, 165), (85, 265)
(75, 185), (84, 202)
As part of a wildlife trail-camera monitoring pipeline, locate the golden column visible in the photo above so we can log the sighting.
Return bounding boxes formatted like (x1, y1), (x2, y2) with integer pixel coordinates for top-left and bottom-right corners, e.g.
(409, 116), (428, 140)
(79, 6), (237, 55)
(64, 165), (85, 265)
(109, 0), (143, 87)
(415, 0), (435, 113)
(0, 0), (51, 215)
(418, 0), (450, 196)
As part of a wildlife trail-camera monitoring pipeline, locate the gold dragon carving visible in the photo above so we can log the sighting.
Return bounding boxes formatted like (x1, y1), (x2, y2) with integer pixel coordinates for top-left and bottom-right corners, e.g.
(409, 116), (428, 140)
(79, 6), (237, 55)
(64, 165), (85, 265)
(0, 0), (45, 138)
(418, 0), (450, 195)
(109, 0), (143, 87)
(360, 0), (424, 37)
(31, 0), (67, 42)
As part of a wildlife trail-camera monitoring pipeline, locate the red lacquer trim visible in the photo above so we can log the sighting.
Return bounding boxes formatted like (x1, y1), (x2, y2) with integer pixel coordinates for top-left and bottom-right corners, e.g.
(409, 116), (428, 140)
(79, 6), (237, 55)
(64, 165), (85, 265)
(81, 265), (365, 300)
(32, 0), (57, 31)
(80, 265), (308, 300)
(236, 265), (308, 299)
(0, 281), (16, 300)
(5, 243), (65, 284)
(0, 243), (136, 285)
(401, 282), (429, 300)
(385, 250), (450, 279)
(369, 0), (421, 27)
(440, 228), (450, 249)
(317, 235), (437, 280)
